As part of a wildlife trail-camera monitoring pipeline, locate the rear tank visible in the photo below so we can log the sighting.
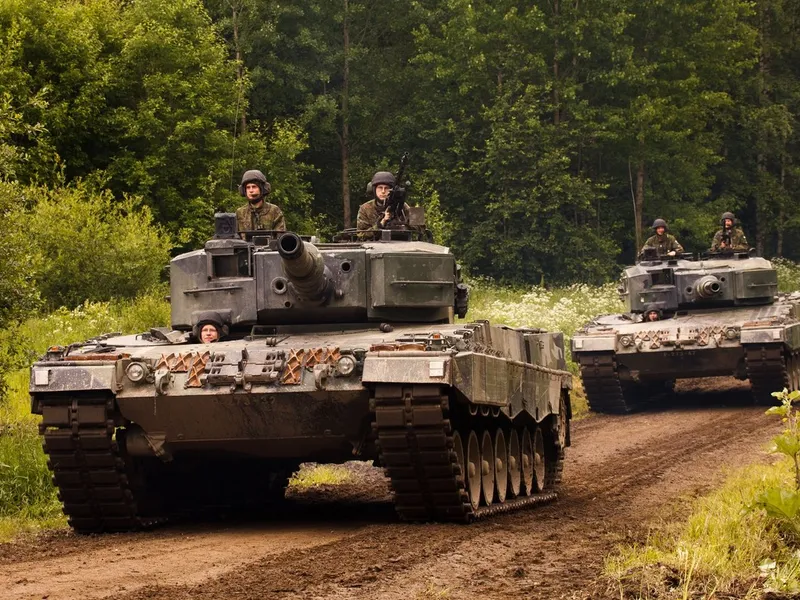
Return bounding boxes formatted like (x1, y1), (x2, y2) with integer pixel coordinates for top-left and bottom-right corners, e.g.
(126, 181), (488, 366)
(571, 249), (800, 413)
(31, 215), (572, 531)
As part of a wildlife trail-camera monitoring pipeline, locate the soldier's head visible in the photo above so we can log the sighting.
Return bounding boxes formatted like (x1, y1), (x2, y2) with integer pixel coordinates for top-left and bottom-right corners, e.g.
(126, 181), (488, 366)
(371, 171), (395, 204)
(652, 218), (668, 236)
(193, 311), (229, 343)
(643, 304), (662, 322)
(720, 212), (736, 229)
(239, 170), (272, 205)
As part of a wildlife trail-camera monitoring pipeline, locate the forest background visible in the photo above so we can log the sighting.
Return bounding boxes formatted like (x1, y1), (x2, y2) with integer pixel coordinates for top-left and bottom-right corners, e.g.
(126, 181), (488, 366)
(2, 0), (800, 327)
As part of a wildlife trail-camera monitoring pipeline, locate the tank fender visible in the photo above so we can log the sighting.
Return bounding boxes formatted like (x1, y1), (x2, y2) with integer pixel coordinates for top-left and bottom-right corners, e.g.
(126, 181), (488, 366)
(30, 364), (117, 395)
(362, 354), (453, 385)
(741, 328), (784, 344)
(571, 335), (616, 352)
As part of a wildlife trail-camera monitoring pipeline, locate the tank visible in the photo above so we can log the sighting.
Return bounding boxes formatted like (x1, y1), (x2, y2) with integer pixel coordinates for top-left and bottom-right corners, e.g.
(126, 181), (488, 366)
(571, 249), (800, 413)
(30, 214), (572, 532)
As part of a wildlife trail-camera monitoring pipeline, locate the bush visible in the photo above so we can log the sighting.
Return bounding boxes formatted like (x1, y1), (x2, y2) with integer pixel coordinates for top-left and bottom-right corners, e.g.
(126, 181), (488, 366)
(24, 183), (172, 308)
(774, 258), (800, 293)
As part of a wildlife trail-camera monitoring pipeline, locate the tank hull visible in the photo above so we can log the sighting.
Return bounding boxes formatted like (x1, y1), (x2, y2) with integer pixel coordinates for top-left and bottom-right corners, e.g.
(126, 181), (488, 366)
(573, 298), (800, 413)
(32, 321), (572, 531)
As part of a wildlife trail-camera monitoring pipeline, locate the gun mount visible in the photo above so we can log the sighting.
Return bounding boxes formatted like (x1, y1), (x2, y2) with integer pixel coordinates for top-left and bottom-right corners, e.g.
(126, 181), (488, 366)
(277, 232), (332, 304)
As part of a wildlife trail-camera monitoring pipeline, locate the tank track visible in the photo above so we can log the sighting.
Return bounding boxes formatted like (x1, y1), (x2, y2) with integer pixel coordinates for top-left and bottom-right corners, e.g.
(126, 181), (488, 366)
(745, 345), (792, 405)
(371, 384), (562, 522)
(578, 352), (633, 414)
(39, 394), (166, 533)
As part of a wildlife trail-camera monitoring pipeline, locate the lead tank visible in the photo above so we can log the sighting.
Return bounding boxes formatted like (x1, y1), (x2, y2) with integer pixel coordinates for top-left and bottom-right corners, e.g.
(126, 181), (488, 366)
(571, 249), (800, 413)
(31, 215), (572, 532)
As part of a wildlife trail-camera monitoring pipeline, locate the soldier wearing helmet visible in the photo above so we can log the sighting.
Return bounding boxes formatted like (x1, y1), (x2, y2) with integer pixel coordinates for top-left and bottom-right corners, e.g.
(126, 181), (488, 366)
(192, 311), (229, 343)
(711, 212), (748, 252)
(235, 169), (285, 238)
(642, 303), (662, 322)
(640, 218), (684, 257)
(356, 171), (411, 231)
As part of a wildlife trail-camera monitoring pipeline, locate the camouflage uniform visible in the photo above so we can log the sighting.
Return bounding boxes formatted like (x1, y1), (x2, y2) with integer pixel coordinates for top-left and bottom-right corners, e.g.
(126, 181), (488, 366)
(356, 199), (411, 231)
(641, 233), (683, 256)
(711, 228), (748, 252)
(236, 202), (286, 235)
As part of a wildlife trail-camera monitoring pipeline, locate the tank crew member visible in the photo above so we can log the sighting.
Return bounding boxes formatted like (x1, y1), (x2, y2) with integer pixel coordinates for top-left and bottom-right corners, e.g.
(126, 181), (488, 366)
(640, 219), (683, 257)
(235, 170), (285, 238)
(711, 212), (749, 252)
(193, 311), (228, 343)
(642, 304), (662, 322)
(357, 171), (412, 231)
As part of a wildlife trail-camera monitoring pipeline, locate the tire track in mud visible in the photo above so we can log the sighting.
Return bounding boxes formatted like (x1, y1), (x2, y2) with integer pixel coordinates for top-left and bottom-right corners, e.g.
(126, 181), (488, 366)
(108, 384), (777, 600)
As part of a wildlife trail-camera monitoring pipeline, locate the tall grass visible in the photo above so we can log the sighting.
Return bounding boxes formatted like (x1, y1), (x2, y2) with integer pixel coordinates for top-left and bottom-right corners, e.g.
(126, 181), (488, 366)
(606, 460), (798, 598)
(0, 288), (170, 540)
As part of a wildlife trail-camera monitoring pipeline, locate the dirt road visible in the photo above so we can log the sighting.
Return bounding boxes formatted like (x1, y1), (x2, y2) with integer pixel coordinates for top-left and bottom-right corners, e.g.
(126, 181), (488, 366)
(0, 379), (779, 600)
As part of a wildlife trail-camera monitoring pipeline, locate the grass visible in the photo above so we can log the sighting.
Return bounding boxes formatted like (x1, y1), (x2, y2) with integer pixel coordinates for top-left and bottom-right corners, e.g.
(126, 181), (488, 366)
(606, 459), (799, 598)
(0, 288), (170, 541)
(288, 464), (353, 488)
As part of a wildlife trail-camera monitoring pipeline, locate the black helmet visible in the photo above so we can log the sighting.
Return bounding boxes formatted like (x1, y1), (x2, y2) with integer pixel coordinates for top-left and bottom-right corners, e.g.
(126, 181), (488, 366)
(192, 311), (229, 341)
(643, 303), (662, 319)
(238, 169), (272, 198)
(652, 218), (668, 231)
(370, 171), (396, 188)
(720, 212), (736, 227)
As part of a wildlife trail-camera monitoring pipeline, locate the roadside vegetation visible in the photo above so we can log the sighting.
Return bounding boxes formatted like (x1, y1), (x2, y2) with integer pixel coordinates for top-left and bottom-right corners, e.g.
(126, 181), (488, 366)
(607, 390), (800, 598)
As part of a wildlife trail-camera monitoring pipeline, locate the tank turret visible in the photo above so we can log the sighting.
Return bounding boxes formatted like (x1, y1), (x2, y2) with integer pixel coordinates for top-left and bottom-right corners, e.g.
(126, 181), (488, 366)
(619, 252), (778, 315)
(170, 213), (463, 331)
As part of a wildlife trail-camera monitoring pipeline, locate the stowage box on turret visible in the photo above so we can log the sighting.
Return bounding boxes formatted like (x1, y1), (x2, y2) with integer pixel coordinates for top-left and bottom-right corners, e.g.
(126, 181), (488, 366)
(31, 215), (572, 532)
(572, 250), (800, 413)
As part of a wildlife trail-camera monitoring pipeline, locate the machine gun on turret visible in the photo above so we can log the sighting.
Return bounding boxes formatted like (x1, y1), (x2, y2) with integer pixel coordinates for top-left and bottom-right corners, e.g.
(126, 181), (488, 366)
(385, 152), (409, 226)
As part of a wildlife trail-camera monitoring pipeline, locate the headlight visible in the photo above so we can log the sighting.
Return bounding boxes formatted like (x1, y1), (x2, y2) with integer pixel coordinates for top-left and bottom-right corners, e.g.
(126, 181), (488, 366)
(126, 362), (148, 383)
(725, 327), (739, 340)
(336, 355), (357, 376)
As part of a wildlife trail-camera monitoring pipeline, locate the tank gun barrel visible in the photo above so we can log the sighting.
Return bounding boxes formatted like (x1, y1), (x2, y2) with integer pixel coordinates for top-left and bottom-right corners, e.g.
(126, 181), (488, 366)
(695, 275), (722, 299)
(277, 232), (331, 303)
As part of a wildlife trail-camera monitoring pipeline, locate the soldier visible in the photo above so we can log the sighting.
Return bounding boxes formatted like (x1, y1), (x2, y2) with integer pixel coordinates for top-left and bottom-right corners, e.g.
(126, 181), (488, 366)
(357, 171), (411, 231)
(235, 170), (285, 238)
(643, 305), (662, 322)
(193, 311), (228, 343)
(640, 219), (683, 257)
(711, 212), (749, 252)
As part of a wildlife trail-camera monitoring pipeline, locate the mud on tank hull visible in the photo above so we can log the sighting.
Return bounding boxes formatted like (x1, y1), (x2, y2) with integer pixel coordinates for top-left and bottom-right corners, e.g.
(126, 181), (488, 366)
(31, 321), (572, 532)
(572, 298), (800, 413)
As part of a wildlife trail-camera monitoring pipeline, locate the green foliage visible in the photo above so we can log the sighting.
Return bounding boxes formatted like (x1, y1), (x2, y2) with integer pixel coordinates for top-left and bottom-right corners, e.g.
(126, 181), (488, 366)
(607, 461), (799, 598)
(0, 182), (40, 329)
(24, 182), (172, 308)
(775, 258), (800, 293)
(756, 389), (800, 541)
(288, 464), (352, 488)
(0, 291), (169, 540)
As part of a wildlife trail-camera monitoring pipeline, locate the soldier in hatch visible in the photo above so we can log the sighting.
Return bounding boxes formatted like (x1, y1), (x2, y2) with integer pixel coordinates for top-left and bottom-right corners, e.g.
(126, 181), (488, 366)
(710, 212), (749, 252)
(642, 304), (662, 322)
(235, 170), (286, 238)
(640, 219), (684, 257)
(356, 171), (412, 231)
(193, 311), (228, 344)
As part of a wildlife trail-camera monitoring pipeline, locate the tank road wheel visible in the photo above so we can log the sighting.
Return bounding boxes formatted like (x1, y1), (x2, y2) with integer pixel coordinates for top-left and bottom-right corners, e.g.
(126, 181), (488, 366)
(532, 426), (546, 492)
(452, 431), (466, 486)
(480, 430), (495, 505)
(520, 427), (534, 495)
(480, 430), (496, 505)
(507, 429), (521, 498)
(466, 430), (482, 511)
(494, 429), (508, 503)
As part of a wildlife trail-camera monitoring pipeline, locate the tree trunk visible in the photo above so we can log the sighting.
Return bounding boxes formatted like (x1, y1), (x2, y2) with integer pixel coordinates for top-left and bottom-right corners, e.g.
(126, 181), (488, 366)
(341, 0), (352, 228)
(777, 154), (785, 256)
(552, 0), (560, 125)
(232, 3), (247, 135)
(634, 159), (645, 252)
